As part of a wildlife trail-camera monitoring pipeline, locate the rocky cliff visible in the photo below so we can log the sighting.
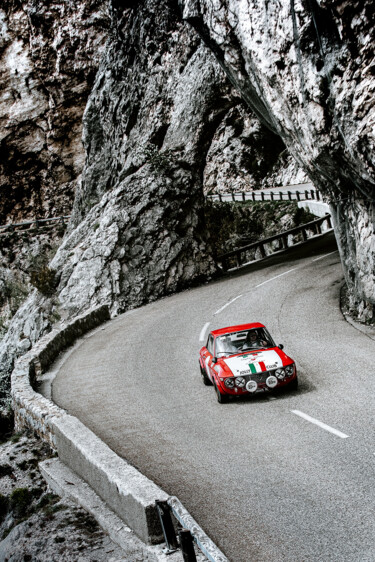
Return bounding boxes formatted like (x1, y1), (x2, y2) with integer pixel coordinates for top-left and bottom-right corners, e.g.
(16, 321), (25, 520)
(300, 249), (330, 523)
(0, 0), (108, 223)
(1, 0), (374, 410)
(180, 0), (375, 319)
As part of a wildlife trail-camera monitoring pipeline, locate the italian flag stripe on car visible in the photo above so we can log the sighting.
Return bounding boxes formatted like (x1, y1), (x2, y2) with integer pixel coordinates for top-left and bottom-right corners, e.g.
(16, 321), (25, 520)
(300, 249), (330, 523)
(249, 361), (267, 373)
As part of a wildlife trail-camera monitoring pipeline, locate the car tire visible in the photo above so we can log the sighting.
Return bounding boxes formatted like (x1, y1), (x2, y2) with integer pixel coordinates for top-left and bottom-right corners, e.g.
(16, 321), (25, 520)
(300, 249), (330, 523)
(200, 361), (212, 385)
(214, 382), (228, 404)
(289, 376), (298, 391)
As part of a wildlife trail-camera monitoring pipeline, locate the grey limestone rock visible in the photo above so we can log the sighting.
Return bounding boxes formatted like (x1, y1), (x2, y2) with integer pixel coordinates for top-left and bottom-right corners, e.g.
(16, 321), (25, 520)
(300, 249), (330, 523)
(181, 0), (375, 319)
(0, 0), (225, 404)
(0, 0), (108, 223)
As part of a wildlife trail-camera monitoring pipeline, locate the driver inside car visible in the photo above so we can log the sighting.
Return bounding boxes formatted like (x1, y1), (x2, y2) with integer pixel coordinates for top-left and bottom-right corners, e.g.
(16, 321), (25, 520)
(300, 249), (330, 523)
(240, 330), (268, 350)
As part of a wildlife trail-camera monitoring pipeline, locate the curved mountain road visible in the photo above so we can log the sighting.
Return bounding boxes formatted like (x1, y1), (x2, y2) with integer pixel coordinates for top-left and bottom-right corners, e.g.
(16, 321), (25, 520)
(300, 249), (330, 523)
(52, 232), (375, 561)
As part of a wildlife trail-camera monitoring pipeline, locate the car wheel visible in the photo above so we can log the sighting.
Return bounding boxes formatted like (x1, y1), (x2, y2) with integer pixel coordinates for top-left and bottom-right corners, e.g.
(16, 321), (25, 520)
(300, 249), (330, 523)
(214, 382), (228, 404)
(200, 361), (212, 386)
(289, 376), (298, 391)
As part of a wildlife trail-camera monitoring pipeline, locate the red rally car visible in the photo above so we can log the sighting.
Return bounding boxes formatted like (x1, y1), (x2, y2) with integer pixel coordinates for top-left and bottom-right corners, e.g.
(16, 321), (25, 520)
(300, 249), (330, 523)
(199, 323), (298, 403)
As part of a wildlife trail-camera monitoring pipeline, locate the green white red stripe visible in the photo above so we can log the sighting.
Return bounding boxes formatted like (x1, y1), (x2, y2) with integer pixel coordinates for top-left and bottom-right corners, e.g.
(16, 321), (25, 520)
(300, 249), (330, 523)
(224, 350), (283, 376)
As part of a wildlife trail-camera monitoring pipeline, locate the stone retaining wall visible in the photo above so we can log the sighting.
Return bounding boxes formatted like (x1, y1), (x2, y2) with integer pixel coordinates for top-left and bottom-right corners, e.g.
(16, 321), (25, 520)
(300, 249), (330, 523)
(10, 305), (167, 544)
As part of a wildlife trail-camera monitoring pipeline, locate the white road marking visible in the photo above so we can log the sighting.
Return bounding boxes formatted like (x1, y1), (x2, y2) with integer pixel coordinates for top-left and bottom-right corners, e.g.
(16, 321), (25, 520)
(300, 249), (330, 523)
(214, 294), (243, 315)
(312, 250), (338, 262)
(291, 410), (349, 439)
(211, 250), (334, 319)
(199, 322), (211, 342)
(255, 268), (297, 288)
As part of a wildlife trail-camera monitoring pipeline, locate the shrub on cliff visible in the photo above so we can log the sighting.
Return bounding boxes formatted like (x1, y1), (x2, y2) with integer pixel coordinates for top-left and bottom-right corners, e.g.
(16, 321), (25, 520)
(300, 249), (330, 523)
(204, 199), (310, 258)
(29, 266), (57, 297)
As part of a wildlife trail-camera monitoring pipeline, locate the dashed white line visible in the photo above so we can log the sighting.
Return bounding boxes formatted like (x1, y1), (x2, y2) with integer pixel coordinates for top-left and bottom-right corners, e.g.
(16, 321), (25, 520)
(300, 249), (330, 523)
(214, 294), (243, 315)
(255, 268), (297, 288)
(291, 410), (349, 439)
(211, 252), (332, 318)
(312, 250), (338, 262)
(199, 322), (211, 342)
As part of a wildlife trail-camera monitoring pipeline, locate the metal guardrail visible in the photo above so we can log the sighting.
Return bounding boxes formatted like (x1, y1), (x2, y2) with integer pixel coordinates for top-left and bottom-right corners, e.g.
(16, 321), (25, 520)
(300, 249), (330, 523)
(0, 187), (318, 232)
(208, 188), (322, 203)
(0, 215), (71, 233)
(218, 213), (333, 271)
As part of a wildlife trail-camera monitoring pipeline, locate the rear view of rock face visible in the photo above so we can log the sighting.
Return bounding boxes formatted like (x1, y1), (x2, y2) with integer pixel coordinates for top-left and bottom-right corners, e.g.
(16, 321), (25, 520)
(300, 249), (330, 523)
(182, 0), (375, 320)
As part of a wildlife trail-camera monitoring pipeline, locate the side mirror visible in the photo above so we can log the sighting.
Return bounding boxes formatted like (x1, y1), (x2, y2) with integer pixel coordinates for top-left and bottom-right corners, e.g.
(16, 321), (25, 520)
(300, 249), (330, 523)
(278, 344), (284, 350)
(212, 357), (218, 364)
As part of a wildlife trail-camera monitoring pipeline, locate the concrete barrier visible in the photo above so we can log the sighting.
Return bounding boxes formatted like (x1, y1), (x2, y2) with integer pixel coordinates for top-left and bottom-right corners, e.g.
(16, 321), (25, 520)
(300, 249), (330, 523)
(297, 200), (330, 218)
(11, 306), (167, 544)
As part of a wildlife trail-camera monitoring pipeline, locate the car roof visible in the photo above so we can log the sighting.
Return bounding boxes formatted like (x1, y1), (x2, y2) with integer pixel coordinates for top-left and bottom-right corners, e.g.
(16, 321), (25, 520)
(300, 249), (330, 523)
(211, 322), (266, 336)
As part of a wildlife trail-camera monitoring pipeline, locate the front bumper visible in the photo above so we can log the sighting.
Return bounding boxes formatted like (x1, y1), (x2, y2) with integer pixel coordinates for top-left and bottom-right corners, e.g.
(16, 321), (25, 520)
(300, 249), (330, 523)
(219, 368), (297, 395)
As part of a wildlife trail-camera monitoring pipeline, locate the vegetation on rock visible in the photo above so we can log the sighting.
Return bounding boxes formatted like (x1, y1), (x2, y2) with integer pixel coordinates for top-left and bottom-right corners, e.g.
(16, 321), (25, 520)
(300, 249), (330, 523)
(204, 200), (316, 258)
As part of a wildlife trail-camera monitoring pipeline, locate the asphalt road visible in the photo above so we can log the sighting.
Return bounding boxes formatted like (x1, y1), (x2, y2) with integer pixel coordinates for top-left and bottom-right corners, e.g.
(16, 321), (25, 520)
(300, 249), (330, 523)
(52, 232), (375, 562)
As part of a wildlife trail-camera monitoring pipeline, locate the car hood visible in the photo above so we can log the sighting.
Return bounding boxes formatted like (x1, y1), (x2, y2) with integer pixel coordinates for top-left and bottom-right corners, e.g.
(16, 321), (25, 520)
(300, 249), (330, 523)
(223, 348), (287, 376)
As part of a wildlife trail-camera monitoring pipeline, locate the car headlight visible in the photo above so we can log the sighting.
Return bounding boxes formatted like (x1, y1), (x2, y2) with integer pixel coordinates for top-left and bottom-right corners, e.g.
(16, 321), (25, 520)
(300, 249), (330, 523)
(246, 380), (258, 393)
(224, 378), (235, 388)
(266, 375), (278, 388)
(285, 364), (294, 377)
(275, 368), (285, 380)
(235, 377), (246, 388)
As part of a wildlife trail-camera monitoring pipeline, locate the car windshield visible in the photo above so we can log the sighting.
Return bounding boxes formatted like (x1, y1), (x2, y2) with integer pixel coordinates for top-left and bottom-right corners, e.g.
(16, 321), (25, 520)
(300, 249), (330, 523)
(215, 328), (274, 356)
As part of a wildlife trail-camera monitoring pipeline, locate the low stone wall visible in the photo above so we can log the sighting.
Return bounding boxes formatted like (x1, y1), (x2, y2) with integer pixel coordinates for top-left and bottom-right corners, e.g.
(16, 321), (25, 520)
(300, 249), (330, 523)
(10, 305), (167, 544)
(10, 304), (229, 559)
(11, 306), (111, 446)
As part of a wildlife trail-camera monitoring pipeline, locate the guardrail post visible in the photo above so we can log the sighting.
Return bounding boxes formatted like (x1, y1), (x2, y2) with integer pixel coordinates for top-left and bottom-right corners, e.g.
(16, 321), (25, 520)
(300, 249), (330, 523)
(305, 190), (309, 200)
(156, 500), (178, 552)
(259, 243), (266, 258)
(281, 235), (288, 249)
(261, 191), (265, 201)
(179, 529), (197, 562)
(316, 190), (320, 201)
(231, 192), (235, 202)
(35, 218), (40, 229)
(252, 192), (255, 201)
(325, 213), (332, 229)
(236, 251), (242, 268)
(242, 191), (245, 202)
(311, 189), (315, 199)
(315, 222), (322, 234)
(218, 193), (222, 202)
(288, 191), (292, 201)
(270, 191), (274, 201)
(302, 228), (307, 241)
(279, 191), (283, 201)
(296, 191), (301, 201)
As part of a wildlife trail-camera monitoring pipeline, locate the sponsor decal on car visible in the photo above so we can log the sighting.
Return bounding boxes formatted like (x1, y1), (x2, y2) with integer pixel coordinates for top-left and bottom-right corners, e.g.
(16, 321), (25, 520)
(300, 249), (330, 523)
(224, 350), (283, 376)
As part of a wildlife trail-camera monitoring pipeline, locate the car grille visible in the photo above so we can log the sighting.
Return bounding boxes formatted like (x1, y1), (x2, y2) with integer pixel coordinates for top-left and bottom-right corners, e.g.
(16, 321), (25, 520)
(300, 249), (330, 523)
(246, 372), (269, 384)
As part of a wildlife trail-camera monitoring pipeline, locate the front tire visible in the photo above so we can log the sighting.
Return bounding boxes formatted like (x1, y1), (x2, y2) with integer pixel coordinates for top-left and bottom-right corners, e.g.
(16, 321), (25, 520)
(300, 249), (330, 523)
(289, 376), (298, 391)
(214, 382), (229, 403)
(200, 361), (212, 386)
